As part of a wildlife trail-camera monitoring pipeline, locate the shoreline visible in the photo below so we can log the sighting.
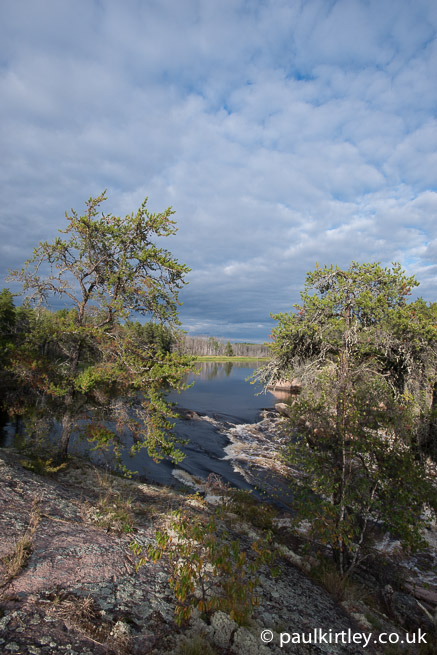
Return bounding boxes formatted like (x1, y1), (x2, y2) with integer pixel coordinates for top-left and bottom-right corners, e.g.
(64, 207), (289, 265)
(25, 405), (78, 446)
(193, 356), (270, 362)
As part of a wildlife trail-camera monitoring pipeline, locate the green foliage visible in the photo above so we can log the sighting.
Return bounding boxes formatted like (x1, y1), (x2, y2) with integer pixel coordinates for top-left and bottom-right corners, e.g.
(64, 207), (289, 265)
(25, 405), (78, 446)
(131, 507), (275, 626)
(7, 193), (193, 463)
(261, 262), (429, 391)
(0, 288), (16, 360)
(20, 455), (68, 477)
(286, 375), (436, 558)
(224, 341), (234, 357)
(124, 320), (174, 354)
(0, 290), (35, 402)
(208, 337), (220, 355)
(257, 262), (437, 575)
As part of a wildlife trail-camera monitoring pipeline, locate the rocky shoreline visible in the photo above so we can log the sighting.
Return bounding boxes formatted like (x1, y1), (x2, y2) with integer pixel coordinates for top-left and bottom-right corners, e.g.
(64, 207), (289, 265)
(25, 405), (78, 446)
(0, 446), (435, 654)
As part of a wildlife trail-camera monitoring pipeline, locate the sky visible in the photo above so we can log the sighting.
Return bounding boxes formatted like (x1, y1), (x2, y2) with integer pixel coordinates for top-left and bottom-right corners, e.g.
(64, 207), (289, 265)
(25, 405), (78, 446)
(1, 0), (436, 342)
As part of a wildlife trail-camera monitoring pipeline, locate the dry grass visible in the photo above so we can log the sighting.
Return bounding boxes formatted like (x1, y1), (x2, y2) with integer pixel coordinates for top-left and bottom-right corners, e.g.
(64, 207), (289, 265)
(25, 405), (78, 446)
(1, 497), (41, 582)
(51, 592), (110, 641)
(80, 468), (135, 534)
(309, 558), (369, 604)
(94, 489), (135, 533)
(48, 591), (133, 654)
(69, 462), (194, 530)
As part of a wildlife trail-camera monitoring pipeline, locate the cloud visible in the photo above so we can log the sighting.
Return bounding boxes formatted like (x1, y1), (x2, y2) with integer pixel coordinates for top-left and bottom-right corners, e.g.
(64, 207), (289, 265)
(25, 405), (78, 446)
(0, 0), (436, 341)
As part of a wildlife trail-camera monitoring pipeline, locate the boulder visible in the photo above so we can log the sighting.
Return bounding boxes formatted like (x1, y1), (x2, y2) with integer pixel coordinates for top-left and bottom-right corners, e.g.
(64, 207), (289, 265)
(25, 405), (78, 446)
(267, 378), (302, 393)
(275, 403), (291, 418)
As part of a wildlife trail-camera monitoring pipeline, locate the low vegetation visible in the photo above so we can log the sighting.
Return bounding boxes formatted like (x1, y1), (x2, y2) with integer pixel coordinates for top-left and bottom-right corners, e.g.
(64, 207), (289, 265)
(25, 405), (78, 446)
(1, 497), (40, 583)
(226, 488), (279, 530)
(20, 454), (69, 477)
(131, 502), (277, 626)
(175, 634), (218, 655)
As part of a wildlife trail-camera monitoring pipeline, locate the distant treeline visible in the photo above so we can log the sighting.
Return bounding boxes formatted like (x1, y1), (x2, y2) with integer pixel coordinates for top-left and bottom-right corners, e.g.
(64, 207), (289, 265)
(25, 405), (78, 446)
(177, 335), (270, 358)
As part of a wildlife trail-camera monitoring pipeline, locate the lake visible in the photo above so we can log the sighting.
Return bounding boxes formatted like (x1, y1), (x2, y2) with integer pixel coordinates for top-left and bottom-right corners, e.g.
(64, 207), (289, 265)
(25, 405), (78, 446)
(170, 361), (274, 421)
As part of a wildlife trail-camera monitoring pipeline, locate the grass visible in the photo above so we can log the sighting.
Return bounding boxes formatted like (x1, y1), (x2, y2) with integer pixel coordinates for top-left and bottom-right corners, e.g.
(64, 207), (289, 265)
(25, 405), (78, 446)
(20, 455), (68, 477)
(307, 557), (370, 604)
(2, 497), (41, 582)
(94, 490), (134, 533)
(84, 469), (135, 533)
(48, 591), (131, 650)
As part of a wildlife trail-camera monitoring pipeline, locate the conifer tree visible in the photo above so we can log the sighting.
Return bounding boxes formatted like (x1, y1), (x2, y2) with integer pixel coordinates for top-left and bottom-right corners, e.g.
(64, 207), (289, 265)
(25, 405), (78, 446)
(8, 192), (192, 464)
(257, 262), (437, 574)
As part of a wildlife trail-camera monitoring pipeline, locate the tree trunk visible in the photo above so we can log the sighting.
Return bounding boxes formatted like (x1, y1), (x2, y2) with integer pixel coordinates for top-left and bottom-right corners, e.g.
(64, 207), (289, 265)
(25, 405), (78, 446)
(332, 297), (352, 576)
(425, 379), (437, 459)
(56, 342), (82, 460)
(57, 411), (74, 460)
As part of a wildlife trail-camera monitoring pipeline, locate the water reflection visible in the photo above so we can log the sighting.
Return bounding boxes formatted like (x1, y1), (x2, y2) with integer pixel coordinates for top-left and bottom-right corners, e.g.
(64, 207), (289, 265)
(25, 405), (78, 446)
(170, 361), (274, 423)
(193, 360), (266, 381)
(194, 361), (234, 380)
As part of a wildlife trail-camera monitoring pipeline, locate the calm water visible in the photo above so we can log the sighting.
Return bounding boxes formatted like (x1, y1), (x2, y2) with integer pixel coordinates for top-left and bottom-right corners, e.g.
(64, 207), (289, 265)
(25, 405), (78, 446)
(170, 361), (274, 421)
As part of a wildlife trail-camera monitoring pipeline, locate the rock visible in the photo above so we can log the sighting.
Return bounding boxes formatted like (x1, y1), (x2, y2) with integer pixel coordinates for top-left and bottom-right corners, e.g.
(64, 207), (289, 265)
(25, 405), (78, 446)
(203, 494), (223, 505)
(340, 601), (373, 631)
(211, 611), (237, 649)
(275, 403), (291, 417)
(268, 379), (302, 392)
(391, 590), (436, 633)
(404, 583), (437, 606)
(175, 408), (202, 420)
(232, 626), (272, 655)
(276, 544), (310, 572)
(132, 632), (156, 654)
(1, 447), (422, 655)
(110, 619), (130, 638)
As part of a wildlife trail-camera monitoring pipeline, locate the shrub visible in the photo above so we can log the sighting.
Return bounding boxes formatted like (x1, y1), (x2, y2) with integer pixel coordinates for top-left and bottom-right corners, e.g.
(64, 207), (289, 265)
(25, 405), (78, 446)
(131, 507), (276, 625)
(20, 455), (68, 477)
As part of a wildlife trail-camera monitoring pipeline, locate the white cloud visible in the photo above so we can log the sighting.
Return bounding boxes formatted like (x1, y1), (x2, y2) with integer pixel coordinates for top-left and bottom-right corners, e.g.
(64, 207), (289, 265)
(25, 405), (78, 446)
(1, 0), (436, 340)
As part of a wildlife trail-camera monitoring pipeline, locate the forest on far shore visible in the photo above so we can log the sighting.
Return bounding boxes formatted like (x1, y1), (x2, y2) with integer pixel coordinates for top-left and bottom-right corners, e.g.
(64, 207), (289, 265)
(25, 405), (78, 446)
(179, 334), (270, 358)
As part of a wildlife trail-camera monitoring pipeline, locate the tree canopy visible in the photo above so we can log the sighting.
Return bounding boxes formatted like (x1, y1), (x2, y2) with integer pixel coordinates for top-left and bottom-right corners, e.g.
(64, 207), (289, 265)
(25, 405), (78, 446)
(7, 193), (192, 465)
(257, 262), (437, 574)
(0, 289), (16, 367)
